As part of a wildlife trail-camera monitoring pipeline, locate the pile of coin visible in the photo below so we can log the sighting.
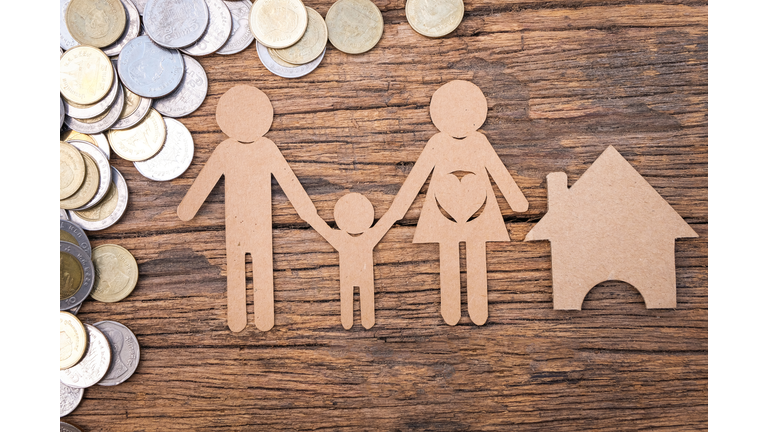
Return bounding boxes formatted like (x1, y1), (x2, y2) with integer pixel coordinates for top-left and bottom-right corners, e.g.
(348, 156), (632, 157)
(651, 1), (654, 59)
(60, 218), (142, 420)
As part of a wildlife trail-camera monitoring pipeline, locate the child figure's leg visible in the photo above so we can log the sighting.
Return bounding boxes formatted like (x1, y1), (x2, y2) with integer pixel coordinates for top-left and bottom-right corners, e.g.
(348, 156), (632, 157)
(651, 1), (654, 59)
(466, 240), (488, 325)
(359, 263), (375, 329)
(439, 243), (461, 325)
(226, 249), (247, 332)
(251, 243), (275, 331)
(340, 271), (354, 330)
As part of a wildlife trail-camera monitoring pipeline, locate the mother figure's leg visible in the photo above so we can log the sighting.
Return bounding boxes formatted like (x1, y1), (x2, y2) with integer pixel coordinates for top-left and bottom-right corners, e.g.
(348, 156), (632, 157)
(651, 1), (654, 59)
(466, 240), (488, 325)
(439, 242), (461, 325)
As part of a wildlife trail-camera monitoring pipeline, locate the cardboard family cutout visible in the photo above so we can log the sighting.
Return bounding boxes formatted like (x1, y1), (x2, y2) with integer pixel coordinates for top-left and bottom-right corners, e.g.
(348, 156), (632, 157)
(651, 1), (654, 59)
(177, 85), (319, 332)
(303, 193), (401, 330)
(387, 80), (529, 326)
(524, 146), (698, 310)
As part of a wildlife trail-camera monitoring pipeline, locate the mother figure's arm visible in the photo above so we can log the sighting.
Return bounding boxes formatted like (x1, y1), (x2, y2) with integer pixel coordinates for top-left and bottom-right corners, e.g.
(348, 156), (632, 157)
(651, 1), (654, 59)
(481, 136), (529, 212)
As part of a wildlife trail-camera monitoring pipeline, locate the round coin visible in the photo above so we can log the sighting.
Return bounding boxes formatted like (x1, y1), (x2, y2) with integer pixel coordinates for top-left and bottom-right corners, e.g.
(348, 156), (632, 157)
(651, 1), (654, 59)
(60, 141), (86, 200)
(60, 153), (100, 210)
(110, 85), (153, 130)
(69, 166), (129, 231)
(94, 321), (141, 386)
(118, 36), (185, 98)
(249, 0), (308, 49)
(61, 208), (70, 220)
(130, 0), (148, 14)
(60, 422), (82, 432)
(103, 0), (142, 56)
(63, 130), (111, 160)
(256, 41), (325, 78)
(60, 0), (79, 50)
(67, 140), (113, 210)
(60, 383), (84, 417)
(62, 67), (119, 120)
(60, 219), (91, 256)
(273, 7), (327, 65)
(216, 0), (254, 55)
(60, 46), (114, 105)
(325, 0), (383, 55)
(60, 312), (88, 370)
(153, 55), (208, 118)
(91, 244), (139, 303)
(405, 0), (464, 38)
(65, 84), (125, 134)
(61, 324), (112, 388)
(60, 241), (95, 310)
(107, 108), (166, 161)
(61, 97), (66, 128)
(66, 0), (127, 47)
(268, 48), (301, 68)
(144, 0), (209, 48)
(181, 0), (232, 56)
(134, 117), (194, 180)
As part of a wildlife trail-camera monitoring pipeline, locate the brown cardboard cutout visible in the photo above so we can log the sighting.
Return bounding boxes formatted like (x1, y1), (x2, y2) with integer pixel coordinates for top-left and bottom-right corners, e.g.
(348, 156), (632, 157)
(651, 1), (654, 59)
(304, 193), (400, 330)
(387, 80), (529, 326)
(178, 85), (319, 332)
(524, 146), (699, 310)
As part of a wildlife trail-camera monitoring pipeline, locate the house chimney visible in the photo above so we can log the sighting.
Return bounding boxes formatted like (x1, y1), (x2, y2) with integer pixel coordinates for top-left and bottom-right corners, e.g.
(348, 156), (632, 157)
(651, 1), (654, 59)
(546, 172), (569, 209)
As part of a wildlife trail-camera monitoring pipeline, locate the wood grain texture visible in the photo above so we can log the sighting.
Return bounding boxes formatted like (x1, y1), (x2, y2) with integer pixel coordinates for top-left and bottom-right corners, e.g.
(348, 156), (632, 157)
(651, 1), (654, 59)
(65, 0), (707, 429)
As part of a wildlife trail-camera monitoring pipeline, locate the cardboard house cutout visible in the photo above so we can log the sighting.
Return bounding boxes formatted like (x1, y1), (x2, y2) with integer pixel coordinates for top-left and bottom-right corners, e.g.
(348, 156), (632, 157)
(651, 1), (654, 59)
(524, 146), (698, 310)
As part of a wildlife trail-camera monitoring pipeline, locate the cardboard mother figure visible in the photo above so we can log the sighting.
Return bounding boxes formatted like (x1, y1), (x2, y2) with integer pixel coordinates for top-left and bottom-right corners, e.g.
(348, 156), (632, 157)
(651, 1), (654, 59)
(388, 80), (529, 326)
(178, 85), (318, 332)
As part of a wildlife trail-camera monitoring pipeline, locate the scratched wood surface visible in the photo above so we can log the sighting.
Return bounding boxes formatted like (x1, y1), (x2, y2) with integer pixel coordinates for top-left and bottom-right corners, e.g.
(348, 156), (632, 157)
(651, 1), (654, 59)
(64, 0), (708, 430)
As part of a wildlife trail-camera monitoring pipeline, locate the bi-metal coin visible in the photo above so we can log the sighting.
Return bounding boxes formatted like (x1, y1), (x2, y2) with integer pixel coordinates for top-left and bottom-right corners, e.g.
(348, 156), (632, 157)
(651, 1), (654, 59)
(60, 241), (95, 311)
(94, 320), (141, 386)
(61, 324), (112, 388)
(60, 219), (91, 256)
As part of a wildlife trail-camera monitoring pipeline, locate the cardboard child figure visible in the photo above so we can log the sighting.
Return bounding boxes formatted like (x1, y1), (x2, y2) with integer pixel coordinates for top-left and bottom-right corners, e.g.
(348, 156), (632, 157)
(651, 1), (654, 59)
(387, 80), (529, 326)
(524, 146), (698, 309)
(304, 193), (400, 330)
(177, 85), (319, 332)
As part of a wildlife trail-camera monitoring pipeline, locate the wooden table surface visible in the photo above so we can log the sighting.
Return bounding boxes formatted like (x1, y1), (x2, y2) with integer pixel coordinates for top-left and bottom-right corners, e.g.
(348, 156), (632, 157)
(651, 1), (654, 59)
(65, 0), (708, 430)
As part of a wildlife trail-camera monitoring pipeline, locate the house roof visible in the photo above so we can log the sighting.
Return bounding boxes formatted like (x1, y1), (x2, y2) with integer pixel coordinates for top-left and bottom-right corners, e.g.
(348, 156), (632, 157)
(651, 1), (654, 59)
(525, 146), (698, 242)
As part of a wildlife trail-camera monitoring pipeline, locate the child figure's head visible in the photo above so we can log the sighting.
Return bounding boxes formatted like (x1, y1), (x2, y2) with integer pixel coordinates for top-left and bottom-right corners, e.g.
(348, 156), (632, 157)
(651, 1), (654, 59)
(429, 80), (487, 139)
(216, 85), (274, 142)
(334, 193), (374, 235)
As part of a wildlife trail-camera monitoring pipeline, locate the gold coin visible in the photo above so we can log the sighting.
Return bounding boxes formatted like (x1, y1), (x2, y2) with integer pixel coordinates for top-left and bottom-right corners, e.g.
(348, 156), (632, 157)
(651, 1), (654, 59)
(91, 244), (139, 303)
(60, 311), (88, 370)
(107, 108), (166, 161)
(61, 130), (96, 146)
(273, 7), (327, 65)
(61, 153), (100, 210)
(325, 0), (383, 55)
(249, 0), (308, 49)
(119, 86), (142, 120)
(60, 46), (114, 105)
(75, 182), (118, 222)
(61, 251), (84, 300)
(268, 48), (301, 68)
(65, 0), (127, 48)
(405, 0), (464, 38)
(61, 230), (79, 246)
(60, 141), (86, 200)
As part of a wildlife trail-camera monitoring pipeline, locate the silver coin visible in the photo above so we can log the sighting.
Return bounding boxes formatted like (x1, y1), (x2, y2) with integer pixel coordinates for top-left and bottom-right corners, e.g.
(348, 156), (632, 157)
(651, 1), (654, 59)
(91, 132), (112, 160)
(153, 55), (208, 117)
(130, 0), (148, 14)
(144, 0), (210, 49)
(60, 241), (95, 311)
(216, 0), (254, 55)
(118, 36), (185, 98)
(60, 219), (91, 257)
(60, 208), (70, 220)
(60, 97), (65, 128)
(102, 0), (141, 57)
(60, 0), (78, 50)
(256, 41), (326, 79)
(65, 85), (124, 134)
(61, 324), (112, 388)
(62, 67), (119, 120)
(111, 87), (153, 130)
(60, 382), (84, 417)
(94, 321), (141, 386)
(134, 118), (194, 180)
(66, 140), (112, 211)
(60, 422), (82, 432)
(69, 166), (129, 231)
(181, 0), (232, 56)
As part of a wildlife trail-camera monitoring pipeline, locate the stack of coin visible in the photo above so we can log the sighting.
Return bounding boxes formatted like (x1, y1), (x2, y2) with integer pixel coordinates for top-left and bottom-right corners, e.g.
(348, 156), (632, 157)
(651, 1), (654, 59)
(405, 0), (464, 38)
(249, 1), (328, 78)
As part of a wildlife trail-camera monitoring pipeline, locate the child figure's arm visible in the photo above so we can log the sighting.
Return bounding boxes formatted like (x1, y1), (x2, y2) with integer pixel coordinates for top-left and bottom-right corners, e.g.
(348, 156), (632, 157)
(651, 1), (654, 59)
(365, 207), (401, 245)
(178, 140), (229, 221)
